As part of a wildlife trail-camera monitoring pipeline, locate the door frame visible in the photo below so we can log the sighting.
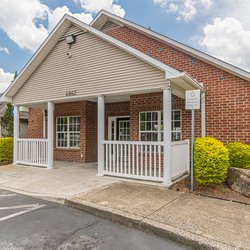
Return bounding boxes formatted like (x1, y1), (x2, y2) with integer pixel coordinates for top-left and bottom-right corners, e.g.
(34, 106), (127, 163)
(108, 116), (130, 140)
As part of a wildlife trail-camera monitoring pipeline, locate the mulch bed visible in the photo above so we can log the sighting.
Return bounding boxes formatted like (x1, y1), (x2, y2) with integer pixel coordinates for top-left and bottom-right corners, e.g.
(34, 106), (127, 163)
(170, 177), (250, 205)
(0, 161), (11, 166)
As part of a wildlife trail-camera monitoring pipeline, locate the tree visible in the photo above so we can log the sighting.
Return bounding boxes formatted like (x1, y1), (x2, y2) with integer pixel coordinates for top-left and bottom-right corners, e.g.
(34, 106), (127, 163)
(0, 71), (17, 137)
(0, 103), (13, 137)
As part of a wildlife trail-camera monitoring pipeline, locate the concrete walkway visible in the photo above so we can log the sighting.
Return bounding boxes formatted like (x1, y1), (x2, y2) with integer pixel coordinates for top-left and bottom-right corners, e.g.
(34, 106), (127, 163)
(1, 163), (249, 249)
(66, 182), (250, 250)
(0, 162), (119, 203)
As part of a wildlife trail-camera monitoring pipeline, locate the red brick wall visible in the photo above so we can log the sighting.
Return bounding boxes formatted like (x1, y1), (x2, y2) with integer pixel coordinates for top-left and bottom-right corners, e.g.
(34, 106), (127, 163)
(105, 26), (250, 144)
(85, 101), (98, 163)
(28, 108), (44, 138)
(53, 101), (98, 163)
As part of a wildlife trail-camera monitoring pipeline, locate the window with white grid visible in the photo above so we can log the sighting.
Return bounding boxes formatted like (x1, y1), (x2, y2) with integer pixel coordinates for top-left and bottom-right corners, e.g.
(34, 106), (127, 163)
(139, 110), (181, 142)
(56, 116), (80, 148)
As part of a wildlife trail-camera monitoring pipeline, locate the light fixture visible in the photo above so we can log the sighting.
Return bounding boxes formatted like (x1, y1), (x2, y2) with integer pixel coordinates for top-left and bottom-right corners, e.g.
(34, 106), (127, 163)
(65, 35), (76, 44)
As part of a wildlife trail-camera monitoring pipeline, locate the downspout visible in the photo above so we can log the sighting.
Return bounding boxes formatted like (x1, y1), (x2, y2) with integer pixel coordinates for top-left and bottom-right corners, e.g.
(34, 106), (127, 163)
(201, 92), (206, 137)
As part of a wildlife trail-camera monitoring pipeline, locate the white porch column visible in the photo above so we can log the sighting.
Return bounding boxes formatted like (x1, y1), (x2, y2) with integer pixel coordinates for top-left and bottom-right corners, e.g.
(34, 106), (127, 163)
(201, 92), (206, 137)
(47, 101), (54, 169)
(97, 95), (105, 176)
(163, 85), (172, 186)
(13, 105), (20, 164)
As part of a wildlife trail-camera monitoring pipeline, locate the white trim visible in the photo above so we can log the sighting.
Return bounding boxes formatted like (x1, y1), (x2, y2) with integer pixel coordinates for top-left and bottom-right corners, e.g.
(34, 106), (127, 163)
(13, 105), (20, 164)
(92, 10), (250, 82)
(97, 95), (105, 176)
(201, 92), (206, 137)
(163, 87), (172, 185)
(47, 101), (54, 169)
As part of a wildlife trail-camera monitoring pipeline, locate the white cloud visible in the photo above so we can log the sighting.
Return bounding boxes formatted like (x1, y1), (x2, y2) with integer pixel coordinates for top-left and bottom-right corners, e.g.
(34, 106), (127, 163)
(153, 0), (212, 21)
(0, 47), (10, 54)
(73, 0), (125, 17)
(47, 6), (93, 32)
(200, 17), (250, 71)
(0, 69), (14, 94)
(0, 0), (49, 53)
(0, 1), (100, 52)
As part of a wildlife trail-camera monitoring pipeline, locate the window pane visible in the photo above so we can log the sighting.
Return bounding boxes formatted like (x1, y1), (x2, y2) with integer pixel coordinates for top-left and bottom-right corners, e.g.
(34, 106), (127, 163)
(174, 111), (181, 120)
(140, 122), (145, 131)
(152, 112), (158, 121)
(140, 112), (145, 122)
(146, 112), (151, 121)
(174, 121), (181, 129)
(146, 122), (152, 130)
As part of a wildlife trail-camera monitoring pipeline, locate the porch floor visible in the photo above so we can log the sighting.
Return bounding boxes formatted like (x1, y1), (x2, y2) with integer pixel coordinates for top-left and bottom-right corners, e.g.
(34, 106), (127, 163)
(0, 161), (119, 203)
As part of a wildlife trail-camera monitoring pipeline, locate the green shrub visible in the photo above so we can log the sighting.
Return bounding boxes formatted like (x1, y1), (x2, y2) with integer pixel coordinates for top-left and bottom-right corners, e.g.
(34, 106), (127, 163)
(194, 137), (229, 186)
(226, 142), (250, 169)
(0, 137), (13, 162)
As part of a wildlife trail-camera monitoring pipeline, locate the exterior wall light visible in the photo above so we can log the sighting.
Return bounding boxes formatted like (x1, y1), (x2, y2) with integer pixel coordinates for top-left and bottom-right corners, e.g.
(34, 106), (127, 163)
(65, 35), (76, 44)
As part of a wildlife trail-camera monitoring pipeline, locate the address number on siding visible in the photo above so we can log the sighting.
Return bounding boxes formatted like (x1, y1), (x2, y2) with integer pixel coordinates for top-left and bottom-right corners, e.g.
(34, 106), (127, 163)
(66, 90), (77, 97)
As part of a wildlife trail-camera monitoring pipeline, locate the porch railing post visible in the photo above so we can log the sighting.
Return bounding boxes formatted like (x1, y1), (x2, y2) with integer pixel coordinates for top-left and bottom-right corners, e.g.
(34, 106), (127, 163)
(163, 84), (172, 186)
(13, 105), (20, 164)
(47, 101), (54, 169)
(97, 95), (105, 176)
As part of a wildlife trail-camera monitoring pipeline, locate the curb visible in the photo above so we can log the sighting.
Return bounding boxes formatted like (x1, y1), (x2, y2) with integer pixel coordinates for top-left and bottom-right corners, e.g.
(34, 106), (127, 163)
(65, 197), (236, 250)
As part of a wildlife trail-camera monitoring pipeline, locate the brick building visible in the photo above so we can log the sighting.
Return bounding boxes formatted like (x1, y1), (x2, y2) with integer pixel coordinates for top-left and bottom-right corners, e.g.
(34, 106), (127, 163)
(3, 11), (250, 185)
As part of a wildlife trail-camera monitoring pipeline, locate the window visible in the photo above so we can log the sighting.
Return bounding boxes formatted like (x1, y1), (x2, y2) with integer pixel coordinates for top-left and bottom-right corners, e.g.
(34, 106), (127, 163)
(139, 110), (181, 142)
(56, 116), (80, 148)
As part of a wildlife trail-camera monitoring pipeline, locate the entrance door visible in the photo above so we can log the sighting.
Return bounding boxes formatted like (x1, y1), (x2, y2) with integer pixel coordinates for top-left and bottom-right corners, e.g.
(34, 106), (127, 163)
(117, 118), (130, 141)
(108, 116), (130, 141)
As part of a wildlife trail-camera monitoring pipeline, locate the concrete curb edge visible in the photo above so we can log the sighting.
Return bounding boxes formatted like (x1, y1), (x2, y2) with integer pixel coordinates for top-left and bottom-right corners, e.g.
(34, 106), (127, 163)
(65, 198), (235, 250)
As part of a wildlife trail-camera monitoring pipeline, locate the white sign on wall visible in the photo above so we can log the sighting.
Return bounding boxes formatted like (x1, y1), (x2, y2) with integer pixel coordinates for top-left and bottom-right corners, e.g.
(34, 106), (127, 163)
(185, 90), (201, 110)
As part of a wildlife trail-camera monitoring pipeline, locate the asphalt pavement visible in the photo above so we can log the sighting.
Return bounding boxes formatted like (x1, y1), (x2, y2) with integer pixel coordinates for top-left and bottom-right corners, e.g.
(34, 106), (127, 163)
(0, 189), (190, 250)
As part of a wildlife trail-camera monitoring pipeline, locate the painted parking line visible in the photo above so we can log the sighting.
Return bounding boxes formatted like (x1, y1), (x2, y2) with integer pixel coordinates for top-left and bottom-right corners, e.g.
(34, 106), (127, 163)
(0, 194), (17, 197)
(0, 204), (46, 222)
(0, 204), (42, 210)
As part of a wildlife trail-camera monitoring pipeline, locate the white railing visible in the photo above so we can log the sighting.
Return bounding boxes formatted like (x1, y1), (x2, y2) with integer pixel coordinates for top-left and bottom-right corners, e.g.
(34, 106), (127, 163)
(104, 140), (164, 181)
(103, 140), (190, 183)
(17, 139), (48, 167)
(171, 140), (190, 180)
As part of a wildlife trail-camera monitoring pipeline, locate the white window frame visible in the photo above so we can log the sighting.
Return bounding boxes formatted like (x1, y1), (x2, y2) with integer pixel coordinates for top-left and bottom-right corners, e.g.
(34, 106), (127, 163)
(56, 116), (80, 149)
(139, 110), (182, 142)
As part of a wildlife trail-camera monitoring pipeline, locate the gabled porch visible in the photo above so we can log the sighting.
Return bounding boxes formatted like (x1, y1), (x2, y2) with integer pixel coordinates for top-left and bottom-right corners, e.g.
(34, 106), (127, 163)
(13, 79), (205, 186)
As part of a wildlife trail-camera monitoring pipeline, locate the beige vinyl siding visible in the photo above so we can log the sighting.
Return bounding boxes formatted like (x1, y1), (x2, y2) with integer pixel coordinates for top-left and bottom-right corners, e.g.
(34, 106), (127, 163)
(13, 29), (167, 104)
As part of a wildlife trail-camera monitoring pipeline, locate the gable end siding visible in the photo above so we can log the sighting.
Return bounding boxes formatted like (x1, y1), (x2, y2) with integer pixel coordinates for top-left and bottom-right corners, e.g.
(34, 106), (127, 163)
(13, 28), (167, 104)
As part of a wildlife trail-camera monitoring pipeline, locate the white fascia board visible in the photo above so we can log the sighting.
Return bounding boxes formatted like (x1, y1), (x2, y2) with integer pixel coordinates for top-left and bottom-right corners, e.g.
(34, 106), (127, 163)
(4, 15), (71, 98)
(92, 10), (250, 82)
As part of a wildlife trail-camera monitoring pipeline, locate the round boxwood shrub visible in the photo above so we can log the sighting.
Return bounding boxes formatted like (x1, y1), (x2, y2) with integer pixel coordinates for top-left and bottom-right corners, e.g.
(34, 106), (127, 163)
(0, 137), (13, 163)
(194, 137), (230, 186)
(226, 142), (250, 169)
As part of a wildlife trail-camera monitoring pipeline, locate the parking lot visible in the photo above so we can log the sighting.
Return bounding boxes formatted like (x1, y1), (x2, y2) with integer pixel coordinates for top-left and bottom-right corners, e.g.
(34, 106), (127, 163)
(0, 189), (189, 250)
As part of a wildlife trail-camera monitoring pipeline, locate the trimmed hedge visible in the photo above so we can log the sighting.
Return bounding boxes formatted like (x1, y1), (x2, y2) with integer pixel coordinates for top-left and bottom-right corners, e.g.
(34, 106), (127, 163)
(0, 137), (13, 162)
(226, 142), (250, 169)
(194, 137), (230, 186)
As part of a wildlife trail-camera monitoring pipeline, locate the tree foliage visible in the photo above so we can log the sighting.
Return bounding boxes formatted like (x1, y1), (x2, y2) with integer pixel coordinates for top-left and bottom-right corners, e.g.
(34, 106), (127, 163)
(0, 103), (13, 137)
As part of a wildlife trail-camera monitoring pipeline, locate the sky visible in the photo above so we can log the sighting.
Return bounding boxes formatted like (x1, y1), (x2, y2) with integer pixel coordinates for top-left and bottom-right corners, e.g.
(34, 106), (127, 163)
(1, 0), (250, 94)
